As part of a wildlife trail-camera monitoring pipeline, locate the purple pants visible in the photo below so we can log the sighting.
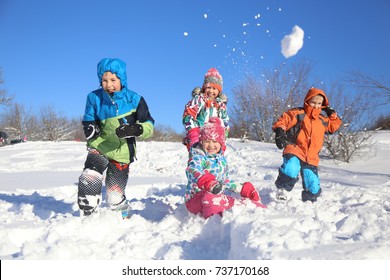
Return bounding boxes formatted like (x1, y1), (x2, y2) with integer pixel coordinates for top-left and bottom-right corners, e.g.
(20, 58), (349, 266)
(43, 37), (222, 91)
(186, 190), (235, 219)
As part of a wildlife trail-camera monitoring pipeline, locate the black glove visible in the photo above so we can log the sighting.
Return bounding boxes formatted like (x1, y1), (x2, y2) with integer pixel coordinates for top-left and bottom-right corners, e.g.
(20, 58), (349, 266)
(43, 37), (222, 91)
(116, 123), (143, 138)
(274, 127), (287, 149)
(210, 182), (223, 195)
(83, 123), (101, 141)
(324, 106), (336, 117)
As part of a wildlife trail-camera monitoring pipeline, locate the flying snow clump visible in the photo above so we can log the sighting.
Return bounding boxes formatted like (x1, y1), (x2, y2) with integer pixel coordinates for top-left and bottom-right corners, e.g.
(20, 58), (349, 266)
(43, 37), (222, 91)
(281, 25), (304, 58)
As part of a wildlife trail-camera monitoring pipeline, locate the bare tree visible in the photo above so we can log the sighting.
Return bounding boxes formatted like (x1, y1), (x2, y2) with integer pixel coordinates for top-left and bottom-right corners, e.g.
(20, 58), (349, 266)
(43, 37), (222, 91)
(345, 71), (390, 108)
(370, 114), (390, 130)
(322, 72), (390, 162)
(39, 105), (75, 141)
(320, 83), (378, 162)
(0, 68), (13, 107)
(148, 124), (183, 142)
(25, 113), (43, 141)
(229, 62), (388, 162)
(70, 117), (86, 141)
(0, 103), (32, 141)
(230, 60), (312, 142)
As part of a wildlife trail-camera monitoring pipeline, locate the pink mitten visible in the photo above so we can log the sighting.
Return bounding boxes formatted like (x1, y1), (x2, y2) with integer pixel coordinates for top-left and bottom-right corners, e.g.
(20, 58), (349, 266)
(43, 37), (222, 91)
(185, 127), (200, 150)
(197, 173), (217, 192)
(241, 182), (260, 201)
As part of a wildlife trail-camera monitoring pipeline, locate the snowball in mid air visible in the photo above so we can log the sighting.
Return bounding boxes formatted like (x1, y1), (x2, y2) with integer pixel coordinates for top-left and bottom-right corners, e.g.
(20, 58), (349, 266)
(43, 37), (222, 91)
(281, 25), (304, 58)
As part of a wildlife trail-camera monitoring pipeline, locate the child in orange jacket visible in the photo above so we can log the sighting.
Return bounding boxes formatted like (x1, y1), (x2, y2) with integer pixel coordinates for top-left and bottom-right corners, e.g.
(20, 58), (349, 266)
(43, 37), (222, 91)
(272, 88), (342, 202)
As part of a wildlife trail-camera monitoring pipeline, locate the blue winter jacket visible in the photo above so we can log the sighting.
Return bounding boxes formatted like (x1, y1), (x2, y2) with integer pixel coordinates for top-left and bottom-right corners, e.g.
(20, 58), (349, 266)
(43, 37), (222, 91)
(82, 58), (154, 163)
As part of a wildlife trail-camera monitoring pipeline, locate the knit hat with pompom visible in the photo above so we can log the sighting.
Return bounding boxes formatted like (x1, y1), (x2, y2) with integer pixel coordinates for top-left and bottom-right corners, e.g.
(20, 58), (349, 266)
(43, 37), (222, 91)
(200, 117), (226, 151)
(202, 68), (223, 92)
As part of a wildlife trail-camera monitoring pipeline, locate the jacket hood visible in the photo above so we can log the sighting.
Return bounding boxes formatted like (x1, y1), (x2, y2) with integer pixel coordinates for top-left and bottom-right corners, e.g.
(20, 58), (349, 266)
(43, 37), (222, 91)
(304, 88), (329, 107)
(97, 58), (128, 88)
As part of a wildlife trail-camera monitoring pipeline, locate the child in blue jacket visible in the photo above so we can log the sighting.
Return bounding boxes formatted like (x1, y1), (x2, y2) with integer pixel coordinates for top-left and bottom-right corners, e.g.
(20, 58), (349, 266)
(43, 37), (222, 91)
(78, 58), (154, 217)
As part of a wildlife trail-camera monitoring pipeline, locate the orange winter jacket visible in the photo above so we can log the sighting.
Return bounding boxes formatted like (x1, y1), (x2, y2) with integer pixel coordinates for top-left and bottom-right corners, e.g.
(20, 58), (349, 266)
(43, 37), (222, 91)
(272, 88), (342, 166)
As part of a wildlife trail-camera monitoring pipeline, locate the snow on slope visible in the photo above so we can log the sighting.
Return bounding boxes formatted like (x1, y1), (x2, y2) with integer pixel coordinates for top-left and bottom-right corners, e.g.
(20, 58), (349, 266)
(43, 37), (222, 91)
(0, 132), (389, 260)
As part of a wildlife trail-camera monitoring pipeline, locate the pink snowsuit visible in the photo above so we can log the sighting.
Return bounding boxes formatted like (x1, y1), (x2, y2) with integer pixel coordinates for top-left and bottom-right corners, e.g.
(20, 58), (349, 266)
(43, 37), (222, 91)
(185, 144), (242, 218)
(186, 190), (235, 219)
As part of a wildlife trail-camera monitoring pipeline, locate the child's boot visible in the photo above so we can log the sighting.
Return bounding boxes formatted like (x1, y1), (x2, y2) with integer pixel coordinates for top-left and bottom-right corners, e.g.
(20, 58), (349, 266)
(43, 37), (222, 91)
(276, 188), (288, 200)
(301, 188), (321, 202)
(78, 169), (103, 216)
(78, 195), (100, 216)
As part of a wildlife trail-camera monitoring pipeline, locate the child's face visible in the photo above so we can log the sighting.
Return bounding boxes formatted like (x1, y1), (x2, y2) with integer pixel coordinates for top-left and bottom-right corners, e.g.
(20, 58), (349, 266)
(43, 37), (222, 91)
(201, 140), (221, 154)
(102, 72), (121, 94)
(204, 86), (220, 100)
(307, 95), (324, 109)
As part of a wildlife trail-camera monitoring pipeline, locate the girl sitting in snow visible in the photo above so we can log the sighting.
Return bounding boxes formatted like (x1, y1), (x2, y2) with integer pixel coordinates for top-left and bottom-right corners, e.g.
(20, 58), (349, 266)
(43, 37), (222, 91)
(185, 117), (266, 219)
(182, 68), (229, 151)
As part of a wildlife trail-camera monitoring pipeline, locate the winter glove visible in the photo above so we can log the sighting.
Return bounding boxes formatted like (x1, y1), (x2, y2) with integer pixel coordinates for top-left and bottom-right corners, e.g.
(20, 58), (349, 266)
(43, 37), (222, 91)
(191, 87), (201, 97)
(116, 123), (143, 138)
(83, 123), (101, 141)
(274, 127), (287, 149)
(185, 127), (200, 150)
(324, 106), (336, 117)
(240, 182), (260, 201)
(210, 182), (223, 195)
(219, 93), (228, 104)
(197, 173), (222, 194)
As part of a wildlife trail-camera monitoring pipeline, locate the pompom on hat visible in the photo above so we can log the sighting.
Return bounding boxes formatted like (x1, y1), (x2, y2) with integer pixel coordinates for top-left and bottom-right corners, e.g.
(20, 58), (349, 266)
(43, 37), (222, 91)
(202, 68), (223, 92)
(200, 117), (226, 151)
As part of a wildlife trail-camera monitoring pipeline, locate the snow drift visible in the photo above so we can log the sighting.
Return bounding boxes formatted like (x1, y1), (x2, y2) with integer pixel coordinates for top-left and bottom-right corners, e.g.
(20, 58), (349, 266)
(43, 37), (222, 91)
(0, 132), (390, 260)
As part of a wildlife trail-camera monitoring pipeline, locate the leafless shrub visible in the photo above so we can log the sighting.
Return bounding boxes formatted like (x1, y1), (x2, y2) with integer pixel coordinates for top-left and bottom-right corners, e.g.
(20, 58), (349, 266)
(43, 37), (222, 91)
(147, 124), (183, 142)
(39, 105), (75, 141)
(321, 74), (389, 162)
(0, 103), (33, 141)
(0, 68), (13, 107)
(229, 62), (388, 162)
(230, 61), (312, 142)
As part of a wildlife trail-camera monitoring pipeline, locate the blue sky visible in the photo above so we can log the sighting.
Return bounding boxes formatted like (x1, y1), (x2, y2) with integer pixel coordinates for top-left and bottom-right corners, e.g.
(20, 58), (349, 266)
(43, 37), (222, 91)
(1, 0), (389, 133)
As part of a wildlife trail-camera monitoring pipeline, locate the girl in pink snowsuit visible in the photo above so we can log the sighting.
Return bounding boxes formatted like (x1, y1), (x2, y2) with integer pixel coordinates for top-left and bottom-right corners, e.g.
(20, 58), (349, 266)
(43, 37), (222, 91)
(185, 117), (266, 219)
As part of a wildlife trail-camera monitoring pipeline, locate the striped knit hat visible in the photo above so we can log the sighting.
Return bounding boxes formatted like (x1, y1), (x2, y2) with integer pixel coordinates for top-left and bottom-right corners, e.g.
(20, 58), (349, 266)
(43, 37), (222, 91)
(202, 68), (223, 92)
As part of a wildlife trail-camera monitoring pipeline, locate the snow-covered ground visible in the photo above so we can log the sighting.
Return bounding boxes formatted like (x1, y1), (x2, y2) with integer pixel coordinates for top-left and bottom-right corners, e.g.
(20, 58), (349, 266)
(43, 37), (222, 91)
(1, 132), (390, 261)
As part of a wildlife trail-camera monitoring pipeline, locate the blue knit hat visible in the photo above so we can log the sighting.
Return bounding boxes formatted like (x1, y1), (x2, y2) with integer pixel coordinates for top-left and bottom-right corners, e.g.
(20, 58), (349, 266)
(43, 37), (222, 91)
(97, 58), (128, 88)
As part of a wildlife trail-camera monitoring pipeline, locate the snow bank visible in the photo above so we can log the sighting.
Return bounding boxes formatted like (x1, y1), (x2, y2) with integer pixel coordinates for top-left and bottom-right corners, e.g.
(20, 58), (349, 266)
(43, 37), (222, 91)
(1, 132), (390, 260)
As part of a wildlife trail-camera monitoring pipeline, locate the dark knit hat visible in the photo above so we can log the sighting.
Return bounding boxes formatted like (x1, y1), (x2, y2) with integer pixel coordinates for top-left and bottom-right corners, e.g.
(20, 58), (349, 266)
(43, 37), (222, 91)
(202, 68), (223, 92)
(200, 117), (226, 151)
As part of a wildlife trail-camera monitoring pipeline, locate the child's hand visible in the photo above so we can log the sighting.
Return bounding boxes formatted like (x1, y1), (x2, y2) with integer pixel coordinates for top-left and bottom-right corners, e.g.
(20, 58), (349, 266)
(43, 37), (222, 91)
(116, 124), (143, 138)
(185, 127), (200, 150)
(240, 182), (260, 201)
(274, 127), (287, 149)
(209, 182), (223, 194)
(324, 106), (336, 117)
(83, 123), (101, 141)
(197, 173), (220, 193)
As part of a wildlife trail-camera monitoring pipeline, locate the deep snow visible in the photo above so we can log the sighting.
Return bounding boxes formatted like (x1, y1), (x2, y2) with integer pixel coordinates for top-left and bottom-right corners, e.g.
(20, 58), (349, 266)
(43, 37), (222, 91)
(0, 132), (390, 260)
